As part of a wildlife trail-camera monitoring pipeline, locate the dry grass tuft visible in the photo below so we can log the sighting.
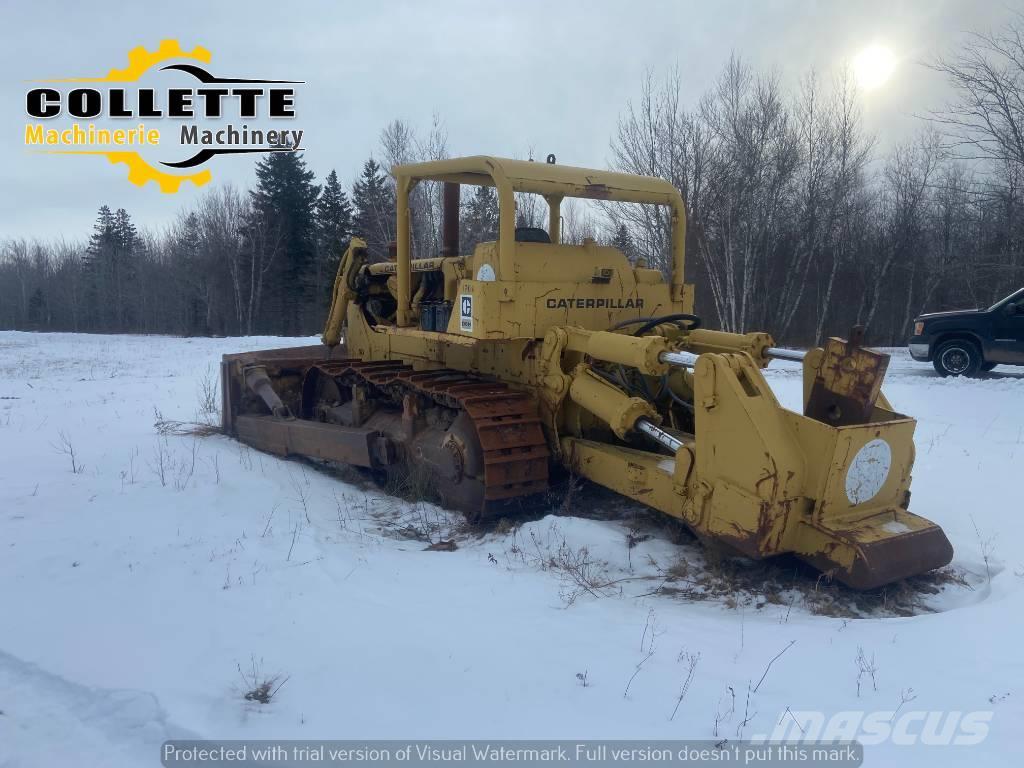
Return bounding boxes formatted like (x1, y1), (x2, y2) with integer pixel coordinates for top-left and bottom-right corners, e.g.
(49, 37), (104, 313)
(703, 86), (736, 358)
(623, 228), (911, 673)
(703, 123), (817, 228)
(154, 418), (221, 438)
(237, 656), (288, 705)
(542, 474), (976, 619)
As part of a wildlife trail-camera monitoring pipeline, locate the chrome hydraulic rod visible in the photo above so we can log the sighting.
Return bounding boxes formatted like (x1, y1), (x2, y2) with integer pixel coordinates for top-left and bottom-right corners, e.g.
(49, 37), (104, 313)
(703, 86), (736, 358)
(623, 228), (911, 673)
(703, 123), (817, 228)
(635, 419), (683, 453)
(660, 348), (806, 367)
(659, 351), (699, 368)
(764, 347), (806, 362)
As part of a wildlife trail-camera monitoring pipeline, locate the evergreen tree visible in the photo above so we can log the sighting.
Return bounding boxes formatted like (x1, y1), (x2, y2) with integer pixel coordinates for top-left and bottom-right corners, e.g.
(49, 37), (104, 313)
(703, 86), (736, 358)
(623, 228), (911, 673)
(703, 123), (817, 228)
(84, 205), (115, 330)
(175, 212), (204, 334)
(611, 223), (638, 264)
(27, 287), (47, 329)
(112, 208), (139, 251)
(314, 169), (353, 304)
(110, 207), (141, 329)
(351, 158), (395, 262)
(248, 150), (320, 334)
(460, 185), (499, 254)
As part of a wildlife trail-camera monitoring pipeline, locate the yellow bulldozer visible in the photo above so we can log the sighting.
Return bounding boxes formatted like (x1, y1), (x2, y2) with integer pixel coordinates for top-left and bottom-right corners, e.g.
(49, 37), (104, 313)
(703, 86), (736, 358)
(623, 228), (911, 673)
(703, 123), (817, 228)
(221, 155), (953, 589)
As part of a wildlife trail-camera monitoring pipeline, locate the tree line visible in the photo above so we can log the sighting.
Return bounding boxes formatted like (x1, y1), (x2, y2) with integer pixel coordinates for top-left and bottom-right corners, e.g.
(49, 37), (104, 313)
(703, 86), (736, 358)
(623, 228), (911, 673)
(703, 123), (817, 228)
(2, 20), (1023, 345)
(0, 117), (507, 338)
(609, 21), (1024, 345)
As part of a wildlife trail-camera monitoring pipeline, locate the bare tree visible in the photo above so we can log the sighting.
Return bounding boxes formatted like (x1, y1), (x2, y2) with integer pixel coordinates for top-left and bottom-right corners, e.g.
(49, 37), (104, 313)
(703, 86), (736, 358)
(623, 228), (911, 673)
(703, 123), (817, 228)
(609, 67), (700, 275)
(380, 115), (449, 257)
(197, 185), (251, 334)
(238, 205), (283, 336)
(787, 69), (874, 343)
(695, 56), (801, 332)
(4, 32), (1024, 348)
(929, 17), (1024, 172)
(859, 129), (944, 335)
(560, 199), (600, 244)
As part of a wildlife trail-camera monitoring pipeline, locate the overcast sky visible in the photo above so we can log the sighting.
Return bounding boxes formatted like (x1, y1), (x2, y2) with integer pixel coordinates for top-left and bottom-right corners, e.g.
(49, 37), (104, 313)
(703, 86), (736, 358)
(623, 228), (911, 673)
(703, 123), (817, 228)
(1, 0), (1018, 242)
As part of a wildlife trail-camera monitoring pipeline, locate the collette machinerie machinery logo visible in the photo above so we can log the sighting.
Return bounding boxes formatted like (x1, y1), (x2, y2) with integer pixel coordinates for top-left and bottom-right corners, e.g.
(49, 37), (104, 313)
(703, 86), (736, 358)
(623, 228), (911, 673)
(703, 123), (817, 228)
(23, 40), (305, 192)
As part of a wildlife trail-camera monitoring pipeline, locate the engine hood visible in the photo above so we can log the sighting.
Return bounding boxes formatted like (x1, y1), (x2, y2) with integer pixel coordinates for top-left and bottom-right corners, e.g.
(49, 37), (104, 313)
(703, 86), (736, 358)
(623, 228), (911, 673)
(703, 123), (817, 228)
(917, 308), (982, 321)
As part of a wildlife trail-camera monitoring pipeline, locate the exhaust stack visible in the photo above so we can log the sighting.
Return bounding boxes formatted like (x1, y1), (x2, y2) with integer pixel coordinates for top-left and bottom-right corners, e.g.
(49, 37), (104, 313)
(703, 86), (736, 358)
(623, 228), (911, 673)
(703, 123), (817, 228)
(442, 182), (460, 257)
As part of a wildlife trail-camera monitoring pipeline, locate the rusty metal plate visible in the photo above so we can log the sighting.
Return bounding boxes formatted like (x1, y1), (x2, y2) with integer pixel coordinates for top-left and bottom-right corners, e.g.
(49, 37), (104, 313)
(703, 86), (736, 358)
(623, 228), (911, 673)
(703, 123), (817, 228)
(235, 415), (392, 469)
(806, 329), (890, 426)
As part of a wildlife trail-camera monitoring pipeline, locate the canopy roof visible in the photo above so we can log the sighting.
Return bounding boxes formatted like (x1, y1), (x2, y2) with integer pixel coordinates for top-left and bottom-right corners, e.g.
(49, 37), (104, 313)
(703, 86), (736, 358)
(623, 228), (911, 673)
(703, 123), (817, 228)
(392, 155), (682, 206)
(387, 155), (687, 327)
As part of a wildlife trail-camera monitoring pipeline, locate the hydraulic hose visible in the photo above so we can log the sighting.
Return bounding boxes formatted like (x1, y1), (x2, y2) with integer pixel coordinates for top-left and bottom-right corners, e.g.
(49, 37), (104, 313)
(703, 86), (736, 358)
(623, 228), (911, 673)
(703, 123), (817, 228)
(630, 313), (702, 336)
(608, 314), (702, 336)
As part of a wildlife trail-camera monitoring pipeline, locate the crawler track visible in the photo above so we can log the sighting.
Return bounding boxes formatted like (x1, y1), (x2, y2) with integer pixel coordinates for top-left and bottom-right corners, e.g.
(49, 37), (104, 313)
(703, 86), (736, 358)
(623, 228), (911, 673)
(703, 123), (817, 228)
(304, 359), (550, 508)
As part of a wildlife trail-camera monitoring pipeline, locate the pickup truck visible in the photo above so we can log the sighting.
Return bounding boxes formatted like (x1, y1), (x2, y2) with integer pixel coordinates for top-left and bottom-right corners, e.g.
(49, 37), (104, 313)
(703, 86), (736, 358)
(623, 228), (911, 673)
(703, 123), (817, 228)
(909, 287), (1024, 376)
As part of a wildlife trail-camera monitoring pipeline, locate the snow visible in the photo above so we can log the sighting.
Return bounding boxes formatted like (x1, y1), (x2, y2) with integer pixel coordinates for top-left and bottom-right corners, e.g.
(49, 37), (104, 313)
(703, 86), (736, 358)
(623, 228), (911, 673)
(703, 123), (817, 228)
(0, 649), (196, 765)
(882, 521), (913, 535)
(1, 331), (1022, 766)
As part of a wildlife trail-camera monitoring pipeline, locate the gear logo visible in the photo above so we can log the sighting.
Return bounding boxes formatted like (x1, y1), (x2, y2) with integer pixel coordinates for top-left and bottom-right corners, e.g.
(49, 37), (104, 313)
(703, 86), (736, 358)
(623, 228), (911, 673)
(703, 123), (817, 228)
(40, 40), (212, 83)
(23, 40), (305, 193)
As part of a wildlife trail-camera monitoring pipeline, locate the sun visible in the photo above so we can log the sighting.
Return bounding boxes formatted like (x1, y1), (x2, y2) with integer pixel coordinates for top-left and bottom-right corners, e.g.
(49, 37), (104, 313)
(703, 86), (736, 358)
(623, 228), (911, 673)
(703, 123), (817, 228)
(852, 43), (897, 91)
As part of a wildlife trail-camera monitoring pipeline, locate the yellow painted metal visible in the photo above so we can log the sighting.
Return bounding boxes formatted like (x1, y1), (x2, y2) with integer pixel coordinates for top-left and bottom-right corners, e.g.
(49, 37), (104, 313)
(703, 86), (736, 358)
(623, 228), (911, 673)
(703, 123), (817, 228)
(682, 328), (773, 365)
(568, 365), (658, 439)
(562, 436), (694, 510)
(390, 156), (688, 324)
(803, 340), (897, 417)
(803, 347), (826, 408)
(545, 194), (562, 244)
(307, 154), (951, 588)
(396, 178), (412, 327)
(817, 337), (886, 401)
(561, 348), (949, 587)
(563, 328), (669, 374)
(321, 237), (367, 348)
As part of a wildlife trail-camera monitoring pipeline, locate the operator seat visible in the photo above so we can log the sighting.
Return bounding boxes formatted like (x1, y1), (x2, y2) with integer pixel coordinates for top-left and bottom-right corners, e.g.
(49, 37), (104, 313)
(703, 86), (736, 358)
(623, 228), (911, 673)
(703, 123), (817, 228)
(514, 227), (551, 244)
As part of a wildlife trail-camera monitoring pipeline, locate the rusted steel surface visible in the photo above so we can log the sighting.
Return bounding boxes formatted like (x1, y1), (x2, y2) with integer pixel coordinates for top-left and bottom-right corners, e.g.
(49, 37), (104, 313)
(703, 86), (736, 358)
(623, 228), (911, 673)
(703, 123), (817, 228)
(806, 328), (890, 426)
(303, 359), (550, 509)
(581, 183), (611, 199)
(221, 344), (336, 364)
(801, 524), (954, 590)
(222, 345), (345, 436)
(442, 182), (460, 257)
(235, 415), (394, 468)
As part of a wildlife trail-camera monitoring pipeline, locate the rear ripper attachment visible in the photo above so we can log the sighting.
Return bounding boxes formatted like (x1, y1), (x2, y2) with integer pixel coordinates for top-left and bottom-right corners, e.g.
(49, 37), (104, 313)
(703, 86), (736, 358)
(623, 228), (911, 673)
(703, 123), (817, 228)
(222, 347), (549, 519)
(791, 331), (954, 588)
(561, 329), (950, 589)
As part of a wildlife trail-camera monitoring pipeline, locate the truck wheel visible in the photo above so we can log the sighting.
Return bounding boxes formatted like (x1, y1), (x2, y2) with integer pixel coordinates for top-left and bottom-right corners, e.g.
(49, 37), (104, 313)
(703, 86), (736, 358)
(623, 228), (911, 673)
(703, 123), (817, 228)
(933, 340), (981, 377)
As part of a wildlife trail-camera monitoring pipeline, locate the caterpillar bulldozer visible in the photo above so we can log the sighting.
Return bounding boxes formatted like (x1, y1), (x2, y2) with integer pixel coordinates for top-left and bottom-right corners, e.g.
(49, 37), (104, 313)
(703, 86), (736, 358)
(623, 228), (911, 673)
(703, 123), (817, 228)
(221, 155), (953, 589)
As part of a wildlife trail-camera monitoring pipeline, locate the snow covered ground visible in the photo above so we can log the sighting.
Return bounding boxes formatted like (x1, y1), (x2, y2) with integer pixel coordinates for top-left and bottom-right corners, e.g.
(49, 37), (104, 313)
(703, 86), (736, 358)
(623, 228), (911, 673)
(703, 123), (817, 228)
(1, 331), (1021, 767)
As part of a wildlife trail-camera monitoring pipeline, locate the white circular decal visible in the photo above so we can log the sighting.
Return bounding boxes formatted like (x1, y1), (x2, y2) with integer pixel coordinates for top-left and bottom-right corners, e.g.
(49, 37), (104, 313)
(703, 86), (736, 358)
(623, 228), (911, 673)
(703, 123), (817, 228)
(845, 438), (892, 505)
(475, 263), (496, 282)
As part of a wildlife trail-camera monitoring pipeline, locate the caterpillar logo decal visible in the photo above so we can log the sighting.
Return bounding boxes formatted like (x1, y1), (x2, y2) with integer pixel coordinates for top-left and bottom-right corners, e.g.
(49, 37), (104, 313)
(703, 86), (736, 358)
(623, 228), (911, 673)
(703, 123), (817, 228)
(546, 298), (645, 310)
(23, 40), (305, 192)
